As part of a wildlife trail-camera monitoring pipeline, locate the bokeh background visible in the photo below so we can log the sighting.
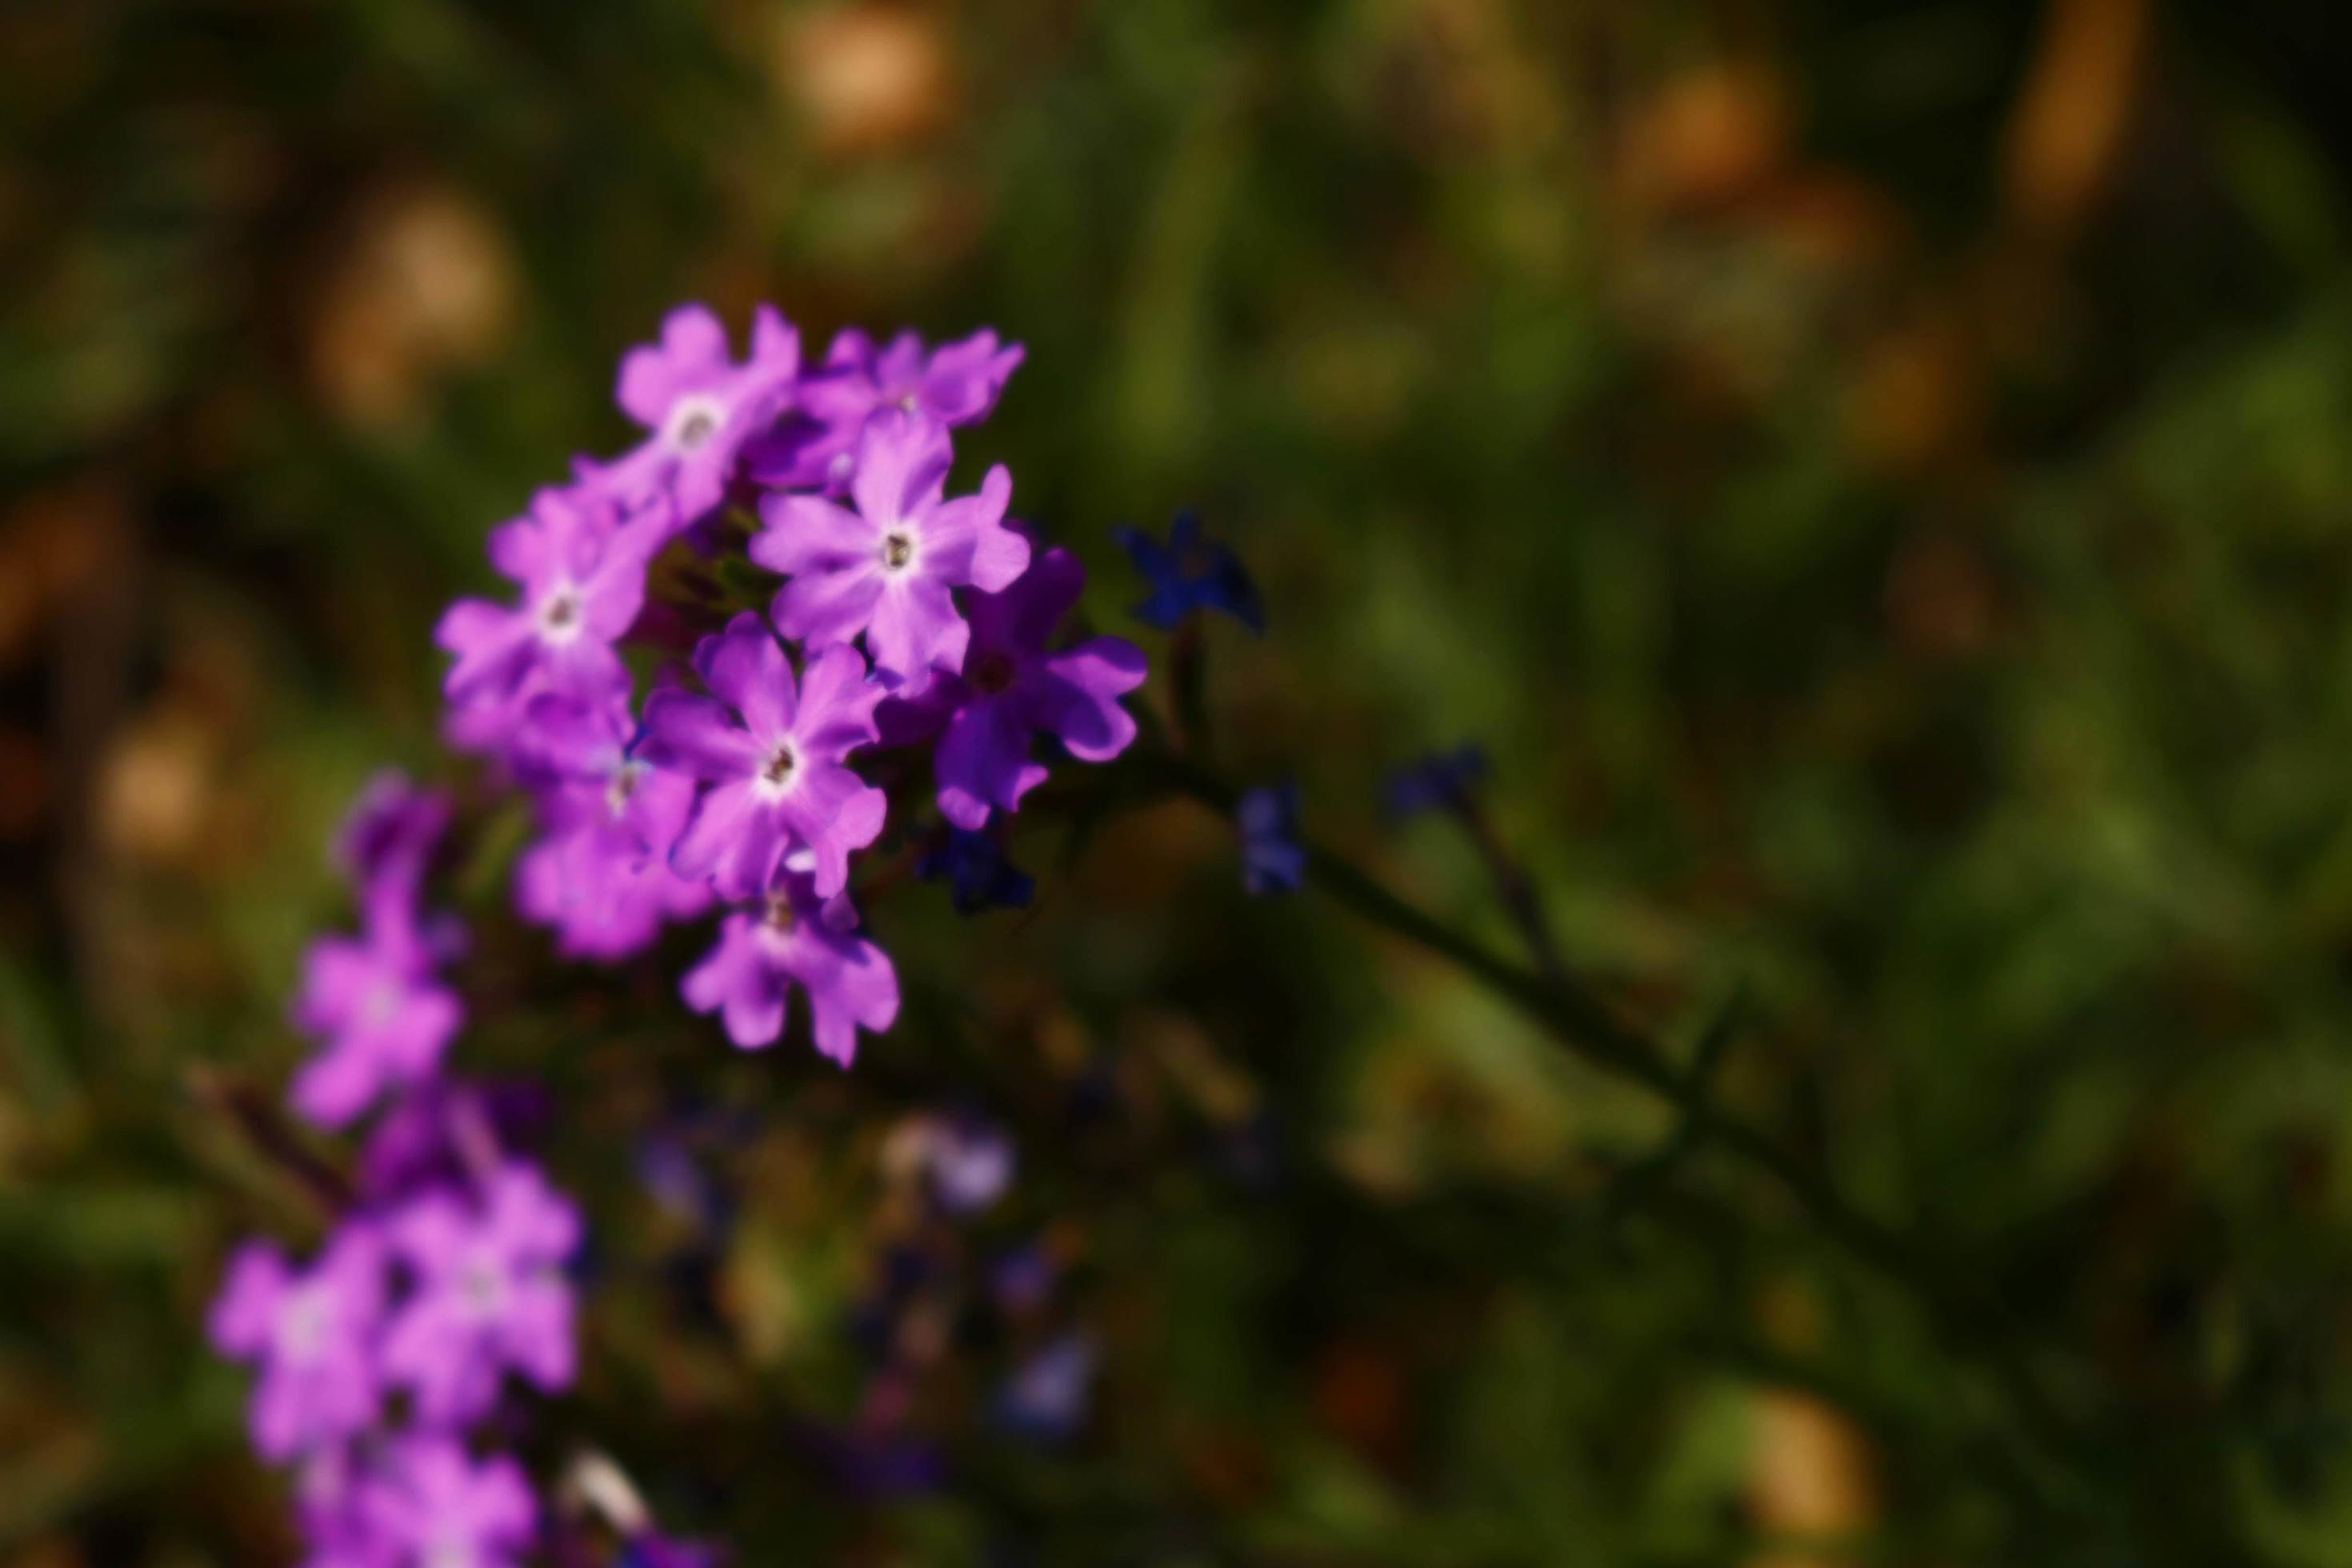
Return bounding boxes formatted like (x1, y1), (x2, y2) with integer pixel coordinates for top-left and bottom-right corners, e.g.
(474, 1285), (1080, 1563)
(10, 0), (2352, 1561)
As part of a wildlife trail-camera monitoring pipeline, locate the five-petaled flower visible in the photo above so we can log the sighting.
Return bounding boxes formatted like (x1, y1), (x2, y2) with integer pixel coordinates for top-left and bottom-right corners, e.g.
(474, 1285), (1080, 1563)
(381, 1162), (582, 1426)
(753, 410), (1029, 687)
(1112, 510), (1264, 633)
(593, 302), (802, 527)
(289, 906), (464, 1129)
(435, 485), (662, 712)
(208, 1227), (390, 1461)
(1237, 781), (1306, 895)
(642, 614), (888, 900)
(362, 1436), (539, 1568)
(750, 326), (1023, 494)
(681, 870), (900, 1062)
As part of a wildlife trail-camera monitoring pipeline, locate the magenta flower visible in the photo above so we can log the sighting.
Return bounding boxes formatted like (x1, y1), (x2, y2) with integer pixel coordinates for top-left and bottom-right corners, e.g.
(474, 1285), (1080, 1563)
(681, 872), (898, 1062)
(336, 772), (450, 914)
(362, 1437), (538, 1568)
(514, 696), (710, 959)
(915, 548), (1147, 829)
(381, 1162), (581, 1426)
(752, 412), (1028, 687)
(289, 914), (463, 1130)
(208, 1227), (390, 1462)
(595, 302), (801, 525)
(291, 1445), (395, 1568)
(640, 614), (886, 899)
(435, 485), (660, 714)
(748, 326), (1022, 494)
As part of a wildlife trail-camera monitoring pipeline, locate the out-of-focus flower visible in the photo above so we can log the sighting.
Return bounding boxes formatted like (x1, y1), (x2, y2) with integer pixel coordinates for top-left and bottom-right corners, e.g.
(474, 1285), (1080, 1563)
(592, 303), (801, 527)
(207, 1228), (390, 1461)
(1236, 782), (1306, 895)
(381, 1162), (582, 1425)
(288, 914), (463, 1130)
(899, 549), (1145, 830)
(514, 696), (710, 960)
(754, 410), (1028, 686)
(925, 1115), (1014, 1215)
(642, 615), (886, 900)
(1383, 743), (1489, 819)
(748, 327), (1022, 495)
(336, 771), (451, 907)
(1112, 510), (1264, 633)
(995, 1334), (1098, 1445)
(682, 872), (899, 1062)
(362, 1438), (538, 1568)
(436, 486), (662, 713)
(916, 827), (1034, 914)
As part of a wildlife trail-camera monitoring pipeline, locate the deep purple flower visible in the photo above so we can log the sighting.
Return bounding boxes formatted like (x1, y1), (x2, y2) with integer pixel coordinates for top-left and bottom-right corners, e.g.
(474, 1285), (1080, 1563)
(748, 326), (1022, 494)
(622, 1534), (725, 1568)
(1111, 510), (1264, 633)
(680, 872), (898, 1062)
(641, 614), (886, 899)
(1237, 781), (1306, 895)
(914, 548), (1146, 830)
(292, 1445), (396, 1568)
(358, 1080), (550, 1203)
(917, 827), (1034, 914)
(289, 912), (463, 1129)
(382, 1162), (581, 1425)
(208, 1227), (389, 1462)
(362, 1437), (538, 1568)
(436, 486), (662, 712)
(995, 1334), (1098, 1444)
(336, 772), (450, 912)
(751, 411), (1028, 686)
(1384, 742), (1490, 819)
(514, 696), (711, 959)
(595, 302), (801, 525)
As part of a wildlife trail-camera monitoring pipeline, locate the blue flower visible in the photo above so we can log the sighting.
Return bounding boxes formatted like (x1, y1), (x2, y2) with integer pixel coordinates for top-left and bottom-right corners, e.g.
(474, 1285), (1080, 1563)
(918, 829), (1035, 914)
(1112, 510), (1265, 633)
(1384, 743), (1489, 819)
(1238, 782), (1306, 895)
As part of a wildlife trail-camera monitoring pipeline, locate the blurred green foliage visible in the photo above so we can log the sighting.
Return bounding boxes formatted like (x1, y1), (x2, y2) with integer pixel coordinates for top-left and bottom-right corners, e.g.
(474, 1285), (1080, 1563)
(11, 0), (2352, 1562)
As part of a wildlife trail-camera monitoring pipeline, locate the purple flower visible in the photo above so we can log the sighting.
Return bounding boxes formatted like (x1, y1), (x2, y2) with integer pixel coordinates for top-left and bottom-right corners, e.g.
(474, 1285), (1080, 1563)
(1384, 742), (1490, 819)
(292, 1445), (397, 1568)
(514, 697), (711, 959)
(289, 914), (463, 1129)
(1237, 781), (1306, 895)
(680, 872), (898, 1062)
(362, 1437), (538, 1568)
(751, 412), (1029, 687)
(1112, 510), (1264, 633)
(436, 486), (662, 713)
(622, 1534), (726, 1568)
(912, 548), (1146, 830)
(382, 1162), (581, 1426)
(641, 614), (886, 900)
(336, 772), (450, 911)
(208, 1227), (389, 1462)
(748, 326), (1022, 494)
(916, 827), (1034, 914)
(358, 1081), (549, 1203)
(995, 1333), (1098, 1444)
(924, 1115), (1014, 1214)
(595, 302), (801, 525)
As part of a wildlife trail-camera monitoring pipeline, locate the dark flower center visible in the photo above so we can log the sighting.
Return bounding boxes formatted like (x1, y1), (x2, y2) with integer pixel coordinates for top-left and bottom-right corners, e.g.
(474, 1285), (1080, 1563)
(882, 531), (914, 570)
(605, 762), (642, 817)
(762, 893), (797, 932)
(970, 651), (1016, 695)
(673, 403), (720, 451)
(761, 744), (798, 786)
(539, 590), (581, 633)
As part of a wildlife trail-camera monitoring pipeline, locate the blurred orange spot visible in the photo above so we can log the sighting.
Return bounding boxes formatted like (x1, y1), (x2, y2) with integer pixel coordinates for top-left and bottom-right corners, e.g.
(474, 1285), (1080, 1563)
(1746, 1390), (1878, 1566)
(309, 183), (517, 431)
(1311, 1336), (1410, 1473)
(1843, 312), (1980, 477)
(1619, 65), (1789, 213)
(1886, 530), (1996, 660)
(2002, 0), (2148, 238)
(0, 482), (116, 671)
(781, 5), (953, 160)
(96, 705), (219, 868)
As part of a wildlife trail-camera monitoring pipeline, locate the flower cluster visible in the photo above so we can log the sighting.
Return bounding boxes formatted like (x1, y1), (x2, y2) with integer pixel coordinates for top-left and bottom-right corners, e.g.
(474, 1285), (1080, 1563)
(212, 778), (598, 1566)
(212, 306), (1152, 1558)
(438, 305), (1145, 1058)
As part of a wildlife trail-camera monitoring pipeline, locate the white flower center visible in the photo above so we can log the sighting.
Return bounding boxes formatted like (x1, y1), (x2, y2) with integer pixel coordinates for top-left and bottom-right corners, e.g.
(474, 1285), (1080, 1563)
(665, 394), (726, 454)
(756, 742), (798, 796)
(537, 586), (585, 642)
(606, 760), (644, 819)
(280, 1285), (334, 1364)
(458, 1254), (506, 1318)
